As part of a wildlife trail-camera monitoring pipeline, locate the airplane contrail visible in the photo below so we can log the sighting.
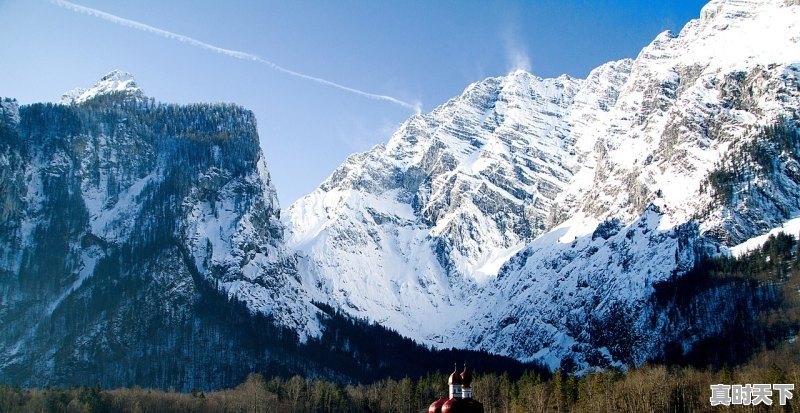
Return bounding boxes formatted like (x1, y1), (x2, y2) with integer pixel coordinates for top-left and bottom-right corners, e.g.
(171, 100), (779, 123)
(50, 0), (421, 113)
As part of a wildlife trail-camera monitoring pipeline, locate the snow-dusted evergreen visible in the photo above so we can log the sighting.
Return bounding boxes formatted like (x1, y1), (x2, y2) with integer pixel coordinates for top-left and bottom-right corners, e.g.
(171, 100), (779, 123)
(286, 0), (800, 369)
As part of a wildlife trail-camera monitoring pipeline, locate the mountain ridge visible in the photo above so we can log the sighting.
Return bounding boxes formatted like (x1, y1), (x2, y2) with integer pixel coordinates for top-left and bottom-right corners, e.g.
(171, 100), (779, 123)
(285, 0), (800, 369)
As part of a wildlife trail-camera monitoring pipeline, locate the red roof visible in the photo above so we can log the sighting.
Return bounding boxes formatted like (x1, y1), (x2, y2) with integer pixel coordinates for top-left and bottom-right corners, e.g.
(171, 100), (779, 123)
(428, 398), (448, 413)
(442, 398), (484, 413)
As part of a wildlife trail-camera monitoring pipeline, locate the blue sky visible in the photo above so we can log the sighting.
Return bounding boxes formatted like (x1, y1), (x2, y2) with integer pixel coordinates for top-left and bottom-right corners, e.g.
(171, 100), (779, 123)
(0, 0), (706, 205)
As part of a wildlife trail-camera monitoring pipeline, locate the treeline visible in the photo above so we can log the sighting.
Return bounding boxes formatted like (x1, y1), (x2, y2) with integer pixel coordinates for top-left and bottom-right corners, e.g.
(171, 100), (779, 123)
(651, 231), (800, 368)
(703, 232), (798, 279)
(2, 342), (799, 413)
(305, 301), (539, 383)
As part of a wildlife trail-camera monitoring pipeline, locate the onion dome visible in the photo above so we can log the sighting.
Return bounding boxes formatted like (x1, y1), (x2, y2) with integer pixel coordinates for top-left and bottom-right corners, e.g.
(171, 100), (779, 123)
(428, 398), (448, 413)
(442, 398), (485, 413)
(442, 398), (460, 413)
(443, 398), (484, 413)
(460, 364), (472, 387)
(448, 363), (463, 385)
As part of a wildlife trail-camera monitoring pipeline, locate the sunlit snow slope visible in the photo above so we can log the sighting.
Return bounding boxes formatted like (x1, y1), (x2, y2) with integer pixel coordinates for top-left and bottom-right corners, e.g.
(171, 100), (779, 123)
(286, 0), (800, 369)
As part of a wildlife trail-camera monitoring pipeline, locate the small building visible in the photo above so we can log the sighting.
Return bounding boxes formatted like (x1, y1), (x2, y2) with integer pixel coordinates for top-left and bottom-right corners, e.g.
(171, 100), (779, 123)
(428, 364), (484, 413)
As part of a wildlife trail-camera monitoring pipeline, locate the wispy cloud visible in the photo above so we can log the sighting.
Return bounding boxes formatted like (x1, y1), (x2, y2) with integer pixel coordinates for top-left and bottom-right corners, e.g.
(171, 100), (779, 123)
(50, 0), (421, 113)
(501, 24), (532, 73)
(507, 47), (532, 73)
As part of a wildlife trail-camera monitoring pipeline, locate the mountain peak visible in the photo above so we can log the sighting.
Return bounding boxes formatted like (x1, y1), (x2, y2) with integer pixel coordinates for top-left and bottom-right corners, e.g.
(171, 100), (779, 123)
(99, 69), (135, 83)
(60, 70), (145, 105)
(700, 0), (772, 20)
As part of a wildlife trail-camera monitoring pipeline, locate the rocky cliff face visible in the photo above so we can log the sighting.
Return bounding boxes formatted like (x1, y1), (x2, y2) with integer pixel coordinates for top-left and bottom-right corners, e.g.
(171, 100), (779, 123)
(286, 0), (800, 369)
(0, 74), (318, 388)
(286, 71), (592, 344)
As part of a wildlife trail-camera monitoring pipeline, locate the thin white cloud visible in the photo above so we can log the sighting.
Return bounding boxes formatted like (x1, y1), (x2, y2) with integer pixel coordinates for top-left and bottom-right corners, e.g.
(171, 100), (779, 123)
(508, 48), (532, 73)
(50, 0), (421, 113)
(501, 24), (532, 74)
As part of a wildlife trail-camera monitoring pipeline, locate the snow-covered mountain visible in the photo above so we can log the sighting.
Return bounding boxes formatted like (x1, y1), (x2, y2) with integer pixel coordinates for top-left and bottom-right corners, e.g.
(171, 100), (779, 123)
(2, 0), (798, 385)
(286, 70), (587, 343)
(0, 77), (320, 387)
(60, 70), (145, 105)
(286, 0), (800, 369)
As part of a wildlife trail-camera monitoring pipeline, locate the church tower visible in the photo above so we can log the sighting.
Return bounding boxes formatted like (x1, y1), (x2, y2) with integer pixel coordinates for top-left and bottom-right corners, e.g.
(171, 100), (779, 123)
(429, 363), (484, 413)
(448, 363), (463, 399)
(461, 364), (473, 399)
